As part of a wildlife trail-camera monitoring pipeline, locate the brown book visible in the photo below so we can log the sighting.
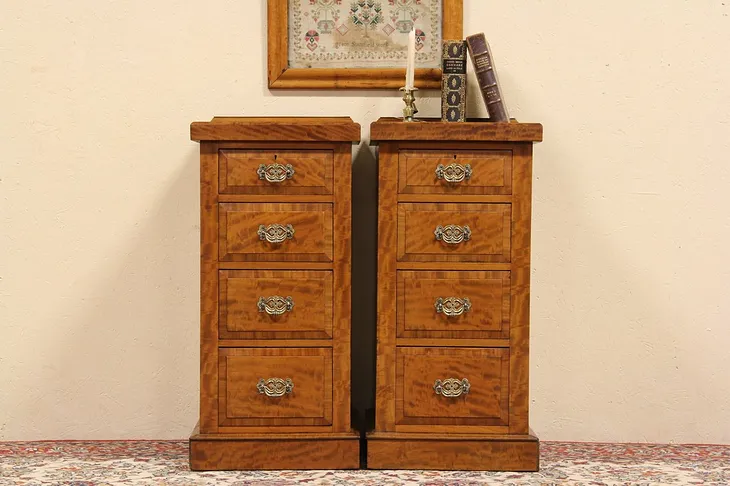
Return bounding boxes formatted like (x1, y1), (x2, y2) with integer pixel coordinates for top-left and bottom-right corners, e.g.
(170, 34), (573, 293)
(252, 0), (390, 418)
(466, 33), (509, 122)
(441, 40), (467, 122)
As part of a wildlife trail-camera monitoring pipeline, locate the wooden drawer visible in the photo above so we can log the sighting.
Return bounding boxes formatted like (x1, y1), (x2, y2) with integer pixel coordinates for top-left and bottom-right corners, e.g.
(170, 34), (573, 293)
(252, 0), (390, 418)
(219, 203), (333, 262)
(219, 149), (333, 195)
(396, 347), (509, 429)
(219, 270), (333, 340)
(219, 348), (332, 427)
(397, 203), (511, 263)
(399, 150), (512, 195)
(397, 271), (510, 339)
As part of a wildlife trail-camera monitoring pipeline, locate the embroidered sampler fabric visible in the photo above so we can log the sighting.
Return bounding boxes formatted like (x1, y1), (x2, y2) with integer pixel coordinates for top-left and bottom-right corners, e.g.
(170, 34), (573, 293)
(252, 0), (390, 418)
(288, 0), (443, 69)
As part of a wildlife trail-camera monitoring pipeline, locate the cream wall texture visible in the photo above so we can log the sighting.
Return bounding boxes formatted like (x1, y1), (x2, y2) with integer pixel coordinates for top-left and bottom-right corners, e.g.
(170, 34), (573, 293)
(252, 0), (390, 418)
(1, 0), (729, 442)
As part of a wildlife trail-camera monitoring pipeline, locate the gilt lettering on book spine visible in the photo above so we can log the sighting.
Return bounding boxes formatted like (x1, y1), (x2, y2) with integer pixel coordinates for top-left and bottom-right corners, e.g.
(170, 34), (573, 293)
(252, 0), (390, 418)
(441, 40), (467, 122)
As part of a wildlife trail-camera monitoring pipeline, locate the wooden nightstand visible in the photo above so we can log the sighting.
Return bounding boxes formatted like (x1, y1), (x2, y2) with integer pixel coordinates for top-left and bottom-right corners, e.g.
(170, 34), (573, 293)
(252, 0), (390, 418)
(189, 117), (361, 470)
(368, 118), (543, 471)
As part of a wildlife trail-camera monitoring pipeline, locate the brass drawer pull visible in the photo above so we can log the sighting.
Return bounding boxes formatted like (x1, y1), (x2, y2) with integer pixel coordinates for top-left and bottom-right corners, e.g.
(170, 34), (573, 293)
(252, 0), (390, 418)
(435, 297), (472, 316)
(436, 163), (472, 183)
(257, 163), (295, 183)
(434, 224), (471, 244)
(434, 378), (470, 398)
(257, 378), (294, 397)
(257, 295), (294, 315)
(258, 224), (295, 244)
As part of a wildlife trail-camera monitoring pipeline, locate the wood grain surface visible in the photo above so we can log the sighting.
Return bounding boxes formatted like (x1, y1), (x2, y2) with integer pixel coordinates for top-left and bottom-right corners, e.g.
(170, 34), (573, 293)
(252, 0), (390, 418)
(398, 150), (512, 195)
(395, 347), (509, 428)
(331, 142), (353, 432)
(218, 339), (333, 348)
(375, 142), (399, 432)
(398, 194), (513, 204)
(508, 143), (534, 435)
(270, 67), (443, 90)
(397, 271), (510, 339)
(219, 270), (333, 340)
(219, 149), (334, 195)
(266, 0), (288, 90)
(397, 203), (512, 263)
(219, 203), (333, 262)
(192, 118), (358, 469)
(395, 338), (509, 348)
(218, 347), (332, 427)
(396, 261), (512, 271)
(217, 261), (334, 271)
(191, 117), (361, 142)
(367, 433), (539, 471)
(370, 118), (543, 143)
(190, 434), (360, 470)
(199, 142), (219, 434)
(371, 120), (541, 471)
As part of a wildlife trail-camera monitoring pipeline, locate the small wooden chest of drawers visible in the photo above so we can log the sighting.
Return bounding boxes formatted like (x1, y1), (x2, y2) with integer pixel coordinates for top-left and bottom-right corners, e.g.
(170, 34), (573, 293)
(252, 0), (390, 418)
(368, 118), (543, 471)
(189, 117), (361, 470)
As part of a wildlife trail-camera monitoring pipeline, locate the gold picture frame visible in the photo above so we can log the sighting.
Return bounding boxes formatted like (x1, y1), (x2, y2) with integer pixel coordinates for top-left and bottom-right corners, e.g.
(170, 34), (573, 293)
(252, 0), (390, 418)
(267, 0), (463, 89)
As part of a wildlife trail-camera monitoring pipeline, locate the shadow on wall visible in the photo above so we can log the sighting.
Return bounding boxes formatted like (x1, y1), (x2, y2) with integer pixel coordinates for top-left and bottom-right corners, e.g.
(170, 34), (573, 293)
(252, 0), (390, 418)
(351, 142), (378, 434)
(6, 149), (200, 439)
(4, 136), (382, 439)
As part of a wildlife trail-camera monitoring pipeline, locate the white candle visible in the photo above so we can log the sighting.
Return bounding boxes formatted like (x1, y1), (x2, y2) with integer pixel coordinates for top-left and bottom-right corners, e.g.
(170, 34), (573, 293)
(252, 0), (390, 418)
(406, 28), (416, 89)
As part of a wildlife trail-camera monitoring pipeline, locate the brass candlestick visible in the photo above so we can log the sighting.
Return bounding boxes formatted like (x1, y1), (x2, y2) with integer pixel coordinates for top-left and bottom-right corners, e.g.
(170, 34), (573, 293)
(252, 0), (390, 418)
(399, 87), (419, 122)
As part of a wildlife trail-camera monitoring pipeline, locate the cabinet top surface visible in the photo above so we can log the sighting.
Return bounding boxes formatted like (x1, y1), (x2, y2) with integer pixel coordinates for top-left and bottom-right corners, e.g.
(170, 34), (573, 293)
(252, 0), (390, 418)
(370, 118), (543, 143)
(191, 117), (361, 143)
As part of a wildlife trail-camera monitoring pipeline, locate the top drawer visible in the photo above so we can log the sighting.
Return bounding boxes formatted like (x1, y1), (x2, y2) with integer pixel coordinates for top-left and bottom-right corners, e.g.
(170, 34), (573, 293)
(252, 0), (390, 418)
(398, 150), (512, 195)
(219, 149), (333, 195)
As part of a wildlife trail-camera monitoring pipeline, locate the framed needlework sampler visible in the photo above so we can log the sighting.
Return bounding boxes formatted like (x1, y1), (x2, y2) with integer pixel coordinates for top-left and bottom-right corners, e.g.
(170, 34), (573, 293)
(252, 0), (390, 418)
(267, 0), (463, 89)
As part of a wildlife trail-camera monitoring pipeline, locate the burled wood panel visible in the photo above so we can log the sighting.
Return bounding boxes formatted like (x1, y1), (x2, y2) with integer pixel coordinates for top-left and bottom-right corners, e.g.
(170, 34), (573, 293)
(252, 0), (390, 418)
(218, 347), (332, 427)
(397, 203), (511, 263)
(219, 270), (333, 340)
(395, 347), (509, 430)
(219, 203), (333, 262)
(399, 150), (512, 195)
(219, 149), (333, 195)
(397, 270), (510, 339)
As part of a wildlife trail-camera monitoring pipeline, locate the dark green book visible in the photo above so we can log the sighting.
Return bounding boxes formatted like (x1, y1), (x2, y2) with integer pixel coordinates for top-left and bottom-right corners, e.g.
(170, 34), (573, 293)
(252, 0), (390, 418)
(441, 40), (468, 122)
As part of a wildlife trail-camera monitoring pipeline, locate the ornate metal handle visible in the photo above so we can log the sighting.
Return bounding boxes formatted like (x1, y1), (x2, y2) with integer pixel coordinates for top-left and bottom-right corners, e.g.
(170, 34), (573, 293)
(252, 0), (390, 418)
(258, 224), (295, 244)
(257, 378), (294, 397)
(436, 163), (472, 183)
(257, 296), (294, 315)
(434, 378), (470, 398)
(434, 225), (471, 244)
(257, 163), (295, 183)
(435, 297), (472, 316)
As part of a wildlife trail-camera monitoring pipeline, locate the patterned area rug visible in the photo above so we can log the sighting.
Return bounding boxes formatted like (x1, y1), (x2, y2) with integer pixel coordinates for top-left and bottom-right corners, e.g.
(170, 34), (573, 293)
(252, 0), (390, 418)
(1, 440), (729, 485)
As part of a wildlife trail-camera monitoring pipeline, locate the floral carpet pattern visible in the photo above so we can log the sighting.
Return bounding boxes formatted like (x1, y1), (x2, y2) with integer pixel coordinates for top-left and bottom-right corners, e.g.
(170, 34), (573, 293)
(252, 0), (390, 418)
(0, 440), (729, 485)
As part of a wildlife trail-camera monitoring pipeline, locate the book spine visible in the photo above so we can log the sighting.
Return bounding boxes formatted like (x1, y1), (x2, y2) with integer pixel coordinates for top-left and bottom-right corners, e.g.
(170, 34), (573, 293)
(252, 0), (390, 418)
(466, 33), (509, 122)
(441, 40), (467, 122)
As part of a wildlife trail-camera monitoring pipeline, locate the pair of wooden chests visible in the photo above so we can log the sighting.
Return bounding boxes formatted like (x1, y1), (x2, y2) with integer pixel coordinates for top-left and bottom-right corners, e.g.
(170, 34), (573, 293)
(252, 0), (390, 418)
(188, 117), (542, 471)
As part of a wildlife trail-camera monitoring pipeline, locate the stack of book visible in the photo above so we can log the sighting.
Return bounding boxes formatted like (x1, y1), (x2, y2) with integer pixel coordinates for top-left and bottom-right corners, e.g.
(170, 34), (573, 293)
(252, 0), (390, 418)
(441, 32), (510, 123)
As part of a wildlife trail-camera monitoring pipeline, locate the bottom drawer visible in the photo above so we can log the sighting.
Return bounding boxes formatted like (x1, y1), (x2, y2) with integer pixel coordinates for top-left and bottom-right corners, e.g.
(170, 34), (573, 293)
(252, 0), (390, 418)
(219, 348), (332, 427)
(396, 347), (509, 429)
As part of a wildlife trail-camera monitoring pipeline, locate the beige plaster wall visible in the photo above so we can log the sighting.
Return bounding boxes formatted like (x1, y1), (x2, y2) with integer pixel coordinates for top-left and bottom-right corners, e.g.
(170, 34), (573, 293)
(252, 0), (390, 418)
(1, 0), (729, 442)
